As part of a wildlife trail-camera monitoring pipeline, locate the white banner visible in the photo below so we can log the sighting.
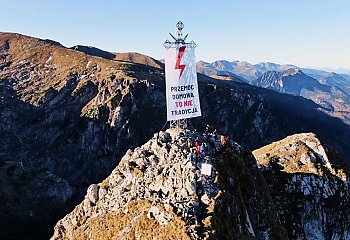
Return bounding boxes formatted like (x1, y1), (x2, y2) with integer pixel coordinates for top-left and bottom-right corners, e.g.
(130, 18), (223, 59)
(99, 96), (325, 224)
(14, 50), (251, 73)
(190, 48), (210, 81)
(165, 45), (202, 121)
(201, 163), (212, 176)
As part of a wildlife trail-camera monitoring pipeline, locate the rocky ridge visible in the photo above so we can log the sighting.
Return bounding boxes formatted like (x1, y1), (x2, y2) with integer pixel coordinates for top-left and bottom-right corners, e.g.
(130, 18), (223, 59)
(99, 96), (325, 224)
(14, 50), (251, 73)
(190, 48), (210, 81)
(71, 45), (163, 69)
(53, 130), (350, 240)
(52, 129), (288, 240)
(254, 133), (350, 239)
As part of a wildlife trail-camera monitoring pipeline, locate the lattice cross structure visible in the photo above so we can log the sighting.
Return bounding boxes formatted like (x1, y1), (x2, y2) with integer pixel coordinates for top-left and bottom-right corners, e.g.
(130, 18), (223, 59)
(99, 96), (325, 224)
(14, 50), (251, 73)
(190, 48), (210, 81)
(164, 21), (196, 130)
(169, 119), (188, 130)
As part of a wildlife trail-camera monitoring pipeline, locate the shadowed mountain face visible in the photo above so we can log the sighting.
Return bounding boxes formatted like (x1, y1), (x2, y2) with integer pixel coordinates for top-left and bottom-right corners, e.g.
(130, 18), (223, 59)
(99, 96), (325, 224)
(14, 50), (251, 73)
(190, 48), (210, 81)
(0, 32), (350, 239)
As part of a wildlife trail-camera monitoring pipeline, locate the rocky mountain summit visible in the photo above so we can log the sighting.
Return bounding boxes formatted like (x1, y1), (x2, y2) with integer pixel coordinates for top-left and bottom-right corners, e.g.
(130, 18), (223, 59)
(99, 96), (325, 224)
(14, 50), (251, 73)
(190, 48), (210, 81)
(52, 129), (288, 240)
(254, 133), (350, 239)
(52, 130), (350, 239)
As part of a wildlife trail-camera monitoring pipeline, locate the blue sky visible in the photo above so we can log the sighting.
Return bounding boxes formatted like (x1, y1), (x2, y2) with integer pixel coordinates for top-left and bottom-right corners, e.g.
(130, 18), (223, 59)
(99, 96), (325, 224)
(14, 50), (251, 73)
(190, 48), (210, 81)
(1, 0), (350, 70)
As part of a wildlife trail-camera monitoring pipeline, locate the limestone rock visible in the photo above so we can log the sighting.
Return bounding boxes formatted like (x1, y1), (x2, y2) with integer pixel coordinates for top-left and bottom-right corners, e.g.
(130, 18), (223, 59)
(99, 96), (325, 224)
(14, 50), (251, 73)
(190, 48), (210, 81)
(201, 194), (210, 205)
(86, 184), (99, 204)
(51, 130), (290, 240)
(147, 206), (173, 226)
(253, 132), (350, 239)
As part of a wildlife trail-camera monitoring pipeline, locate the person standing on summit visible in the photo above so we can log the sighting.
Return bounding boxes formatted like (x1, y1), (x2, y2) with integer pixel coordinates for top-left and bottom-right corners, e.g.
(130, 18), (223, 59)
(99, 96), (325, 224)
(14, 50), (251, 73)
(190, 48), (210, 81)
(221, 135), (229, 145)
(187, 137), (193, 148)
(200, 143), (205, 157)
(195, 137), (200, 147)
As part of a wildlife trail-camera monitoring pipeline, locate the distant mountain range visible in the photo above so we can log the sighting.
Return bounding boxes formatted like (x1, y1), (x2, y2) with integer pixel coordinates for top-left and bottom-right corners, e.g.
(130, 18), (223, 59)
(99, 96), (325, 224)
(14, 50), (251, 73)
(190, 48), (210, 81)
(302, 69), (350, 95)
(196, 60), (297, 82)
(197, 60), (350, 124)
(196, 60), (350, 85)
(319, 67), (350, 75)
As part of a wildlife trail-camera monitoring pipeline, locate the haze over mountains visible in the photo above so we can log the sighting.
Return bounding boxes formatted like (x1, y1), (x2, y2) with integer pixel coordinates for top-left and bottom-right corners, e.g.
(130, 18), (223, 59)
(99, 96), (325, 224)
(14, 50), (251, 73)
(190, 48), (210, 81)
(1, 32), (350, 239)
(196, 59), (350, 84)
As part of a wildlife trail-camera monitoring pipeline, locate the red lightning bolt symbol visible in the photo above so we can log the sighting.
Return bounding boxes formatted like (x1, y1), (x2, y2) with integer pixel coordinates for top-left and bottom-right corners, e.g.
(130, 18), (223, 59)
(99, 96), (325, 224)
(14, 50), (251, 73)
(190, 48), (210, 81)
(175, 46), (186, 79)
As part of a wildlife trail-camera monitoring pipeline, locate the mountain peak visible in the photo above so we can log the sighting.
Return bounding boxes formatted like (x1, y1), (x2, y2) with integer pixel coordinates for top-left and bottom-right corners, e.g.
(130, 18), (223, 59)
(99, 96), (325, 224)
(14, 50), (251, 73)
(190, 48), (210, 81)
(51, 129), (288, 239)
(253, 133), (350, 239)
(252, 67), (330, 96)
(282, 67), (303, 76)
(51, 129), (350, 239)
(253, 132), (348, 180)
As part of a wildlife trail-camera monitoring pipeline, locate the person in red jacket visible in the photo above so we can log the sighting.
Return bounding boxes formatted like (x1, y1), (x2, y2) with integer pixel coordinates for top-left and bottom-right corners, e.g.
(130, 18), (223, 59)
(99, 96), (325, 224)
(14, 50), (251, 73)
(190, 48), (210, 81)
(196, 145), (201, 154)
(195, 137), (200, 147)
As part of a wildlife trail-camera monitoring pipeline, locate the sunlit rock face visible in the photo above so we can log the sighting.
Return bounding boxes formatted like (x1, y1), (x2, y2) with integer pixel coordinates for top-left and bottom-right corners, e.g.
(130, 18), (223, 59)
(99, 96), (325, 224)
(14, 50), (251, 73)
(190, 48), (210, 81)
(52, 129), (288, 240)
(254, 133), (350, 240)
(53, 131), (350, 240)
